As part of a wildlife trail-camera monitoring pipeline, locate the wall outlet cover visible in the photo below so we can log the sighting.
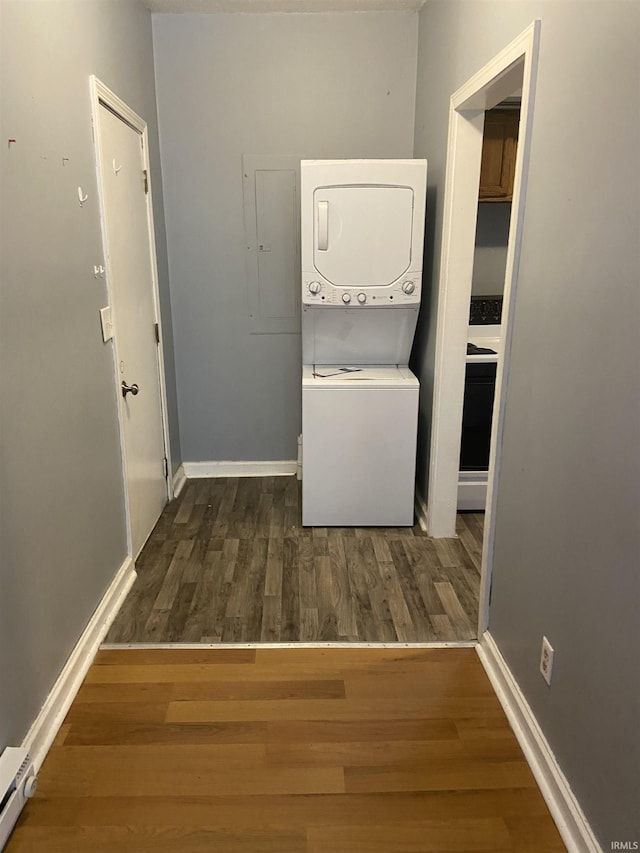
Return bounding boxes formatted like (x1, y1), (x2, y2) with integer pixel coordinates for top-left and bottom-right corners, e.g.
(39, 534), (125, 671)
(540, 636), (554, 686)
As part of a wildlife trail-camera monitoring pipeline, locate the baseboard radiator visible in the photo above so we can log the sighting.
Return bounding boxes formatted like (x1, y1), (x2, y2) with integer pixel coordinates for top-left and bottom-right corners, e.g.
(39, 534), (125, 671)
(0, 748), (37, 849)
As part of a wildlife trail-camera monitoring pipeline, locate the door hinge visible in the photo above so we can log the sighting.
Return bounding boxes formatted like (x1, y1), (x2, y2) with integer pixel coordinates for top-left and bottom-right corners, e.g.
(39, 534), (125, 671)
(154, 322), (160, 344)
(163, 457), (169, 478)
(143, 169), (149, 194)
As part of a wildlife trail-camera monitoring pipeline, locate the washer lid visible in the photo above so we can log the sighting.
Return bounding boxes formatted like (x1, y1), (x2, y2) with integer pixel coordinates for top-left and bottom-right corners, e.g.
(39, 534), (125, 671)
(304, 364), (419, 389)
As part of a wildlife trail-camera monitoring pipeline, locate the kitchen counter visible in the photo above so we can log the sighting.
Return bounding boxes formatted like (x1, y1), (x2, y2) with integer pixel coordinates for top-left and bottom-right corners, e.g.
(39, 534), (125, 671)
(467, 323), (501, 363)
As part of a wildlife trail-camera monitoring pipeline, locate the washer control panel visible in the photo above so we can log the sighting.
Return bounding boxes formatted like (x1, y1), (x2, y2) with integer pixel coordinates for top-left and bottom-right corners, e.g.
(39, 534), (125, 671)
(304, 277), (420, 306)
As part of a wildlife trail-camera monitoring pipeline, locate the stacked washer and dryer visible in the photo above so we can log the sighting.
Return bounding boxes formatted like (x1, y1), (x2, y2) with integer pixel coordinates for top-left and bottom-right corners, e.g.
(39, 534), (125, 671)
(300, 159), (427, 527)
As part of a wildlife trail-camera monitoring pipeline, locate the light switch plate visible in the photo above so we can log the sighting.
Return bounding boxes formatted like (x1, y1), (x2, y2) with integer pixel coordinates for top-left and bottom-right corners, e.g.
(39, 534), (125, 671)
(99, 306), (113, 342)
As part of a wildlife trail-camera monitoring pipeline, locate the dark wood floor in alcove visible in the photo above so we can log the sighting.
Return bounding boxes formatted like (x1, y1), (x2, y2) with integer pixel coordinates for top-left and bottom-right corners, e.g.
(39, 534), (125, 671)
(106, 477), (484, 644)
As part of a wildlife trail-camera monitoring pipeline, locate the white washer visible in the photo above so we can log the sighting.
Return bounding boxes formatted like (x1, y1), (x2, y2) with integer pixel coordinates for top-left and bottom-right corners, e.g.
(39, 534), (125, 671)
(300, 159), (427, 527)
(302, 365), (419, 527)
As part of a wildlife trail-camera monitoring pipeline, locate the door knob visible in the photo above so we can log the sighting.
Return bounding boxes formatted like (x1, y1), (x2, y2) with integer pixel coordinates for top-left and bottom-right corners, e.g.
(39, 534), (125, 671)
(121, 381), (139, 398)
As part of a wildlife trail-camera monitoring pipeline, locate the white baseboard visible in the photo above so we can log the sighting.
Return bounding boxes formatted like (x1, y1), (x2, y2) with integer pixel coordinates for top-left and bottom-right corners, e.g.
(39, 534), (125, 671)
(172, 463), (186, 498)
(457, 471), (488, 511)
(477, 632), (602, 853)
(21, 556), (136, 772)
(183, 460), (297, 478)
(414, 491), (428, 532)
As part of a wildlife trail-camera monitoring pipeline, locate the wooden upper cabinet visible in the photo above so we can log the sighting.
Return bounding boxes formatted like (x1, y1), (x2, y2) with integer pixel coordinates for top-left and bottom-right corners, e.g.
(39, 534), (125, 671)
(479, 108), (520, 202)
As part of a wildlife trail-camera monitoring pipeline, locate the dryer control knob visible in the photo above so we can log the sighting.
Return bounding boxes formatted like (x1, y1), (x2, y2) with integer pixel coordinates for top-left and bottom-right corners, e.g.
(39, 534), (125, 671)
(342, 292), (352, 304)
(402, 280), (416, 294)
(308, 281), (321, 295)
(357, 292), (367, 304)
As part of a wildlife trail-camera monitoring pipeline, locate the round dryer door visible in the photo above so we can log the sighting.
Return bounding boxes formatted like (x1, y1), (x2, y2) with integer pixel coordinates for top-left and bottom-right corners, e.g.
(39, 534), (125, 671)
(313, 185), (414, 287)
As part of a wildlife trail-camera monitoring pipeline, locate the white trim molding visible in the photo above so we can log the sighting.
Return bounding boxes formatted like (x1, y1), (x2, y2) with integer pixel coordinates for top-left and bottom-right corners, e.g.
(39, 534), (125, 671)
(428, 21), (541, 539)
(172, 464), (187, 498)
(183, 460), (297, 478)
(477, 632), (602, 853)
(21, 558), (136, 773)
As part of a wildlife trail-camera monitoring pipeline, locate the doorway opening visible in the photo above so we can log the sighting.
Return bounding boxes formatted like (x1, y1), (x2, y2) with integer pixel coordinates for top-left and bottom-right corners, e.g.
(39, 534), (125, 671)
(425, 22), (541, 636)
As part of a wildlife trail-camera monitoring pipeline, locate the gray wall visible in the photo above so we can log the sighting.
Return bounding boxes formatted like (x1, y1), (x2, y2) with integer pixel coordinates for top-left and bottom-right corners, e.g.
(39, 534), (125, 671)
(153, 12), (418, 462)
(0, 0), (178, 749)
(413, 1), (640, 846)
(471, 203), (510, 297)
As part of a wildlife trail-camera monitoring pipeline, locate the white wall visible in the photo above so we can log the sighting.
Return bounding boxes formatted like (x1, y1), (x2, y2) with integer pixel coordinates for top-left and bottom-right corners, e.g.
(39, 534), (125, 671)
(413, 1), (640, 846)
(153, 11), (419, 463)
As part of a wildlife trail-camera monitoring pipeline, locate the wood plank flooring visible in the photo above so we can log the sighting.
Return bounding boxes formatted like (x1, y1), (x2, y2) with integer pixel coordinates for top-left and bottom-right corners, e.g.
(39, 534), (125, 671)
(7, 648), (566, 852)
(106, 477), (484, 644)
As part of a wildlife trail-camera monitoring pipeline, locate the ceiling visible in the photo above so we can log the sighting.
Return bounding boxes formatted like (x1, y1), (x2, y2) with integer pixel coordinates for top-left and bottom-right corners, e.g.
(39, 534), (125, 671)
(144, 0), (426, 12)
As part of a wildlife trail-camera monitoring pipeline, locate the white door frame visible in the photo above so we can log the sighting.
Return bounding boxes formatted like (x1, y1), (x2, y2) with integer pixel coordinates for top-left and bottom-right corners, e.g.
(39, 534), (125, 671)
(425, 22), (541, 634)
(89, 76), (174, 557)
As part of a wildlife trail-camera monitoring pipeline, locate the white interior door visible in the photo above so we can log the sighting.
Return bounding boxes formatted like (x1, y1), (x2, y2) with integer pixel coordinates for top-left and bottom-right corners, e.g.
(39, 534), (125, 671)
(97, 103), (167, 557)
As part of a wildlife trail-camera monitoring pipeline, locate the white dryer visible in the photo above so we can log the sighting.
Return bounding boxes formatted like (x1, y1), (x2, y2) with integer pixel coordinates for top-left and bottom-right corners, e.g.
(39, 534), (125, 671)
(301, 159), (427, 526)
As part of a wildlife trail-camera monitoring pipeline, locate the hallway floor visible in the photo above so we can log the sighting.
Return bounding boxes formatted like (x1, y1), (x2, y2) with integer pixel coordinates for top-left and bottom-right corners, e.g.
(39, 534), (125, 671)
(106, 477), (484, 644)
(7, 647), (565, 853)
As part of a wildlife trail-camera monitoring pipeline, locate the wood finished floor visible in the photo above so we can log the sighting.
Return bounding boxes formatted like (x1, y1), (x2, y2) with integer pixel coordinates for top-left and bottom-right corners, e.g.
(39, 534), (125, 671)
(7, 648), (566, 852)
(106, 477), (484, 645)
